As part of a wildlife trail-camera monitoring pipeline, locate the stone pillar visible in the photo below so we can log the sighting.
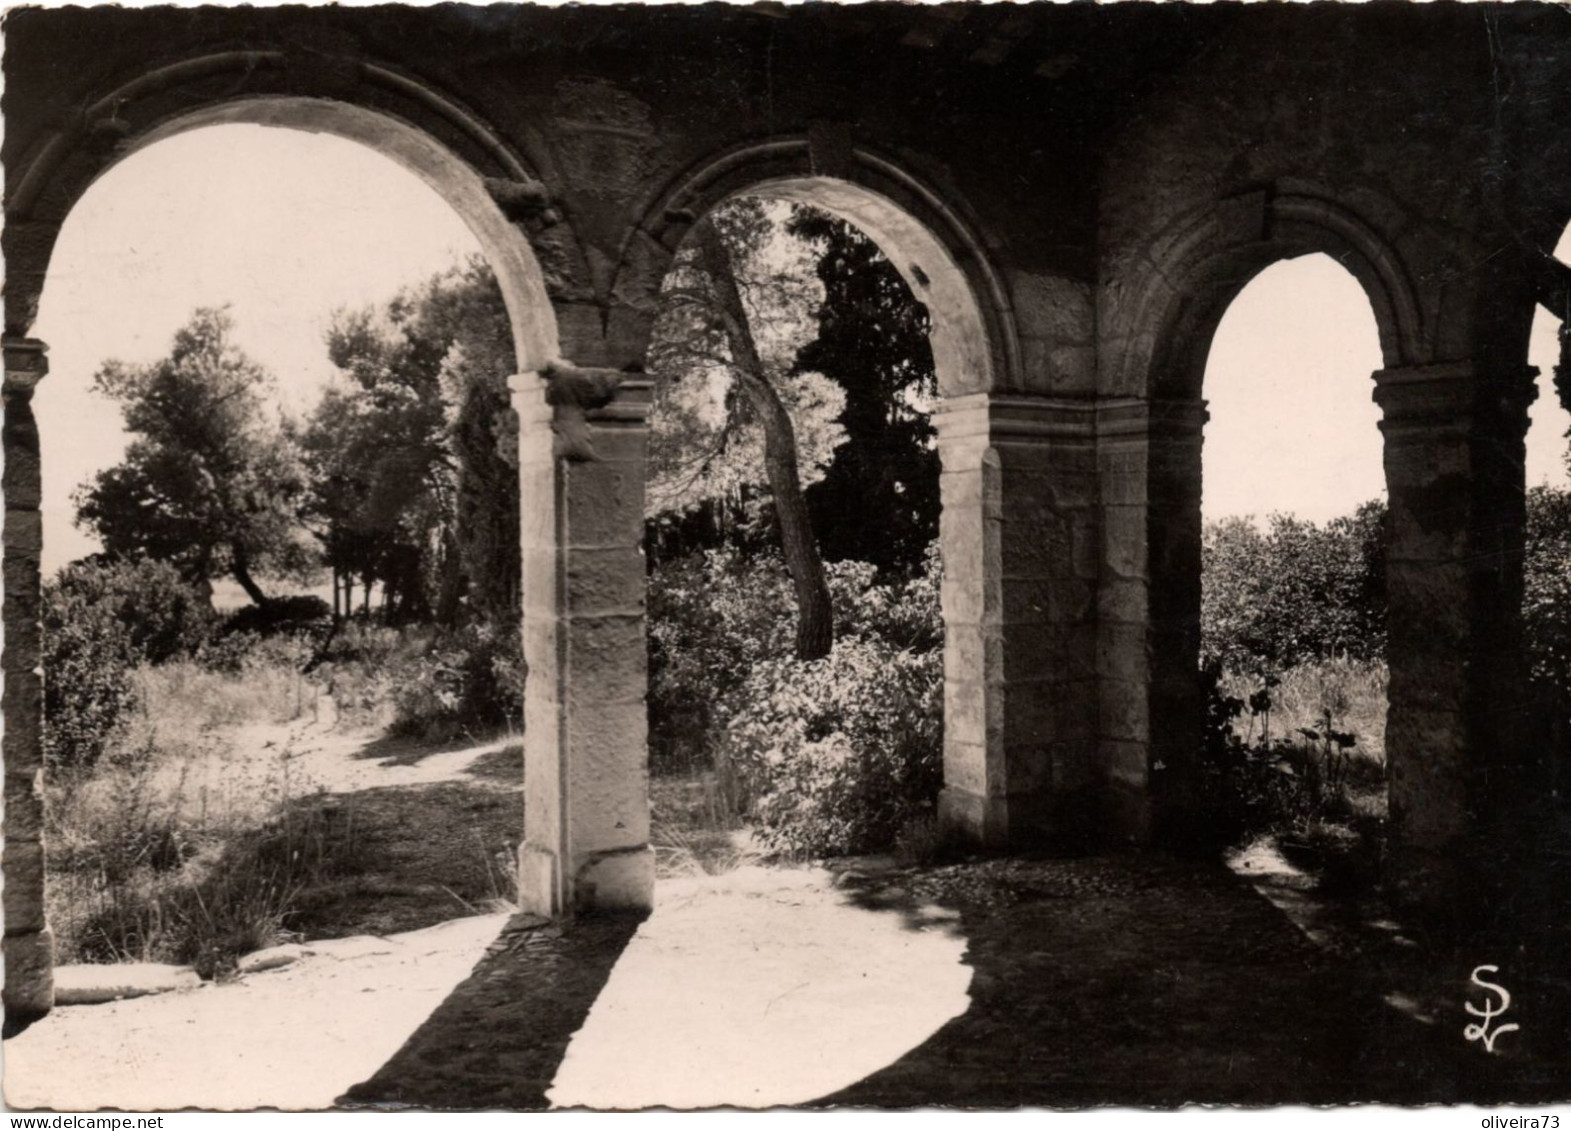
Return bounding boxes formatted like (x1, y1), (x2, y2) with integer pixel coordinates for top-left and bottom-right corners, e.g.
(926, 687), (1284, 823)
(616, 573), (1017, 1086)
(3, 337), (53, 1030)
(1374, 360), (1537, 915)
(934, 393), (1101, 847)
(1095, 397), (1208, 841)
(511, 371), (655, 917)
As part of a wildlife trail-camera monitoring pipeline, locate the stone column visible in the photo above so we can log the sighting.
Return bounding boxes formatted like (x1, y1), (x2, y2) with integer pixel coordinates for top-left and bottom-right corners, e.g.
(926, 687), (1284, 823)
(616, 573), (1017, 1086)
(3, 337), (53, 1030)
(511, 370), (655, 917)
(935, 393), (1101, 847)
(1095, 397), (1208, 841)
(1375, 360), (1537, 915)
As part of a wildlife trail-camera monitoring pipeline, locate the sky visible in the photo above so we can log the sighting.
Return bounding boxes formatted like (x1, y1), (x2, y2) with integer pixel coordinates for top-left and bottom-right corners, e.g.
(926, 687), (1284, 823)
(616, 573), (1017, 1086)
(32, 125), (482, 573)
(27, 122), (1571, 571)
(1203, 244), (1571, 524)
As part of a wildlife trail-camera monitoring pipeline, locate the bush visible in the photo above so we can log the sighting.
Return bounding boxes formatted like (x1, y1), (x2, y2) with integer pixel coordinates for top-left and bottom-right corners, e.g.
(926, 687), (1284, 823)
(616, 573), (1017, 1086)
(648, 544), (943, 856)
(723, 635), (943, 857)
(388, 621), (524, 739)
(1202, 505), (1384, 673)
(42, 558), (215, 770)
(219, 594), (332, 641)
(648, 543), (942, 778)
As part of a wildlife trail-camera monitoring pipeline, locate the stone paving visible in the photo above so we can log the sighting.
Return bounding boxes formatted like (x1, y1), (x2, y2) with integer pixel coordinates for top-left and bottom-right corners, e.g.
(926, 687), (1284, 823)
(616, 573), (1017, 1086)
(336, 851), (1571, 1110)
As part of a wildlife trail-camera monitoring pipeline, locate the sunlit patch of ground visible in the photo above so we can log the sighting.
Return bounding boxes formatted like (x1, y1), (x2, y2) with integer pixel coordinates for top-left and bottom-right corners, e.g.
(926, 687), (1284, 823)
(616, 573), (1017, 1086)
(545, 865), (972, 1110)
(2, 914), (509, 1112)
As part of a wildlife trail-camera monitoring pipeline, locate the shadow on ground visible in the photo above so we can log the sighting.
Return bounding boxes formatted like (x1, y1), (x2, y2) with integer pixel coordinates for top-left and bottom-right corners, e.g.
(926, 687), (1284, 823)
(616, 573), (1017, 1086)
(339, 911), (644, 1110)
(818, 852), (1571, 1108)
(336, 851), (1571, 1110)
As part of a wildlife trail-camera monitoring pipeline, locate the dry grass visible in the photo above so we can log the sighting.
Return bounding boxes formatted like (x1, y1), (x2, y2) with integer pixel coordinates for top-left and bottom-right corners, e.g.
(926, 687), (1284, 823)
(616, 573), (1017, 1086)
(650, 773), (762, 878)
(46, 643), (330, 972)
(1221, 657), (1388, 765)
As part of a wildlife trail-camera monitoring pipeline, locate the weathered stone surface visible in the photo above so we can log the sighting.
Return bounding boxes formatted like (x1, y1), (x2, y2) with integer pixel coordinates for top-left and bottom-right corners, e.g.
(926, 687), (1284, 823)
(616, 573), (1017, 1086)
(236, 943), (308, 975)
(5, 767), (47, 841)
(53, 962), (202, 1005)
(4, 928), (54, 1026)
(3, 841), (46, 932)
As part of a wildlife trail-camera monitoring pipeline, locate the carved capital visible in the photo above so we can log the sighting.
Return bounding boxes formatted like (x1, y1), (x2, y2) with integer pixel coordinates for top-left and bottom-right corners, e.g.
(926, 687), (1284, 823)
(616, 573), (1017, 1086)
(2, 339), (49, 398)
(1374, 361), (1536, 440)
(540, 360), (648, 461)
(485, 176), (560, 229)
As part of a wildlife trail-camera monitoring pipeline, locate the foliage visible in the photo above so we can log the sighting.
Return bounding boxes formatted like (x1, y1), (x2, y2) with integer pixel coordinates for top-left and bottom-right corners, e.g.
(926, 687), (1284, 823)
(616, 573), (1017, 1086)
(648, 543), (943, 856)
(1525, 484), (1571, 687)
(75, 308), (315, 606)
(787, 207), (939, 575)
(1196, 660), (1374, 842)
(1201, 503), (1385, 672)
(300, 256), (518, 623)
(724, 635), (943, 857)
(645, 198), (844, 522)
(42, 559), (217, 770)
(385, 622), (525, 740)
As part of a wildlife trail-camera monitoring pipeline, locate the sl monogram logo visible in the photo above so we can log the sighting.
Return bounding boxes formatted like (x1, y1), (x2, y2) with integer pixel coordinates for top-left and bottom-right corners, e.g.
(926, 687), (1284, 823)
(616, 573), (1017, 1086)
(1463, 965), (1520, 1054)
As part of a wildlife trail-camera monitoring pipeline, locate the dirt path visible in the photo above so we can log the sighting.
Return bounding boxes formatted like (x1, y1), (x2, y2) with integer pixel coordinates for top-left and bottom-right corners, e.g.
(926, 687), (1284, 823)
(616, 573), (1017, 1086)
(3, 915), (510, 1111)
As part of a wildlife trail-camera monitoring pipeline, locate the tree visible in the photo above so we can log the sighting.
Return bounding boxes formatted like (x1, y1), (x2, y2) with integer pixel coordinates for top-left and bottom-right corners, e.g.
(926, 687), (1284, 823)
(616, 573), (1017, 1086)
(300, 257), (518, 624)
(649, 199), (843, 659)
(75, 307), (312, 606)
(786, 209), (939, 575)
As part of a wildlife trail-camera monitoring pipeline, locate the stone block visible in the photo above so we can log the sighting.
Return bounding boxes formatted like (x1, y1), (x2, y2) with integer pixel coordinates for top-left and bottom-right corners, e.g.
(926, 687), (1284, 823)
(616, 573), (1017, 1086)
(944, 676), (1003, 761)
(2, 423), (42, 512)
(4, 840), (46, 932)
(572, 846), (654, 913)
(1097, 575), (1148, 626)
(2, 669), (43, 773)
(520, 548), (563, 618)
(1100, 678), (1149, 744)
(5, 767), (46, 841)
(3, 927), (55, 1024)
(1002, 738), (1054, 795)
(1097, 621), (1150, 686)
(942, 737), (993, 798)
(943, 622), (1003, 688)
(563, 461), (644, 548)
(564, 547), (646, 616)
(3, 507), (42, 560)
(54, 962), (201, 1005)
(564, 614), (647, 706)
(516, 843), (562, 918)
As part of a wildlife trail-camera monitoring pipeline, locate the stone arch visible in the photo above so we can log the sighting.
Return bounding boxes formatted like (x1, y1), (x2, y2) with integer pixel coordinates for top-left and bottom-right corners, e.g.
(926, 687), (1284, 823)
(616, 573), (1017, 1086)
(3, 50), (583, 363)
(1109, 187), (1426, 840)
(1, 56), (577, 1026)
(1114, 185), (1541, 914)
(616, 145), (1051, 849)
(1114, 189), (1424, 400)
(615, 138), (1017, 397)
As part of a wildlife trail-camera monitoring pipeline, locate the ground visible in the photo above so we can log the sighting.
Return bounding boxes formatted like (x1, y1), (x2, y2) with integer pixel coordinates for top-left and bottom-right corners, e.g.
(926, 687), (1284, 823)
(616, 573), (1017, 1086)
(8, 713), (1571, 1110)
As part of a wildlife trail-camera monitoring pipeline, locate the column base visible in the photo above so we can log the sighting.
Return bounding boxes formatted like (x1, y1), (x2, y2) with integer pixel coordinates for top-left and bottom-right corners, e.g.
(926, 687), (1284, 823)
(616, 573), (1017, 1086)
(517, 843), (655, 917)
(573, 846), (655, 914)
(3, 927), (53, 1037)
(516, 844), (563, 918)
(938, 787), (1096, 850)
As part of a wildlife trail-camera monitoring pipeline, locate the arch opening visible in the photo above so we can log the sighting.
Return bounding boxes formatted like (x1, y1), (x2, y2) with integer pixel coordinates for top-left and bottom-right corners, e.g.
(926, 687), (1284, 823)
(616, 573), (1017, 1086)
(5, 94), (564, 1035)
(635, 173), (996, 870)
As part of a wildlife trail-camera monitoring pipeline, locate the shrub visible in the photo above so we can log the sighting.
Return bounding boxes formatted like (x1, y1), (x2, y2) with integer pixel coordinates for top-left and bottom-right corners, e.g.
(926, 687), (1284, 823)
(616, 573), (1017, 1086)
(1202, 505), (1384, 673)
(647, 542), (943, 778)
(42, 558), (215, 770)
(722, 635), (943, 857)
(654, 545), (945, 857)
(388, 621), (524, 739)
(219, 594), (332, 641)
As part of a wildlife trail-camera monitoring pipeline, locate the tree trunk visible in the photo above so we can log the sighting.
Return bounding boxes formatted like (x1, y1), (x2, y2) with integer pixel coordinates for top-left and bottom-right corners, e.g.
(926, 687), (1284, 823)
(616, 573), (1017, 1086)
(230, 543), (269, 607)
(693, 219), (834, 660)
